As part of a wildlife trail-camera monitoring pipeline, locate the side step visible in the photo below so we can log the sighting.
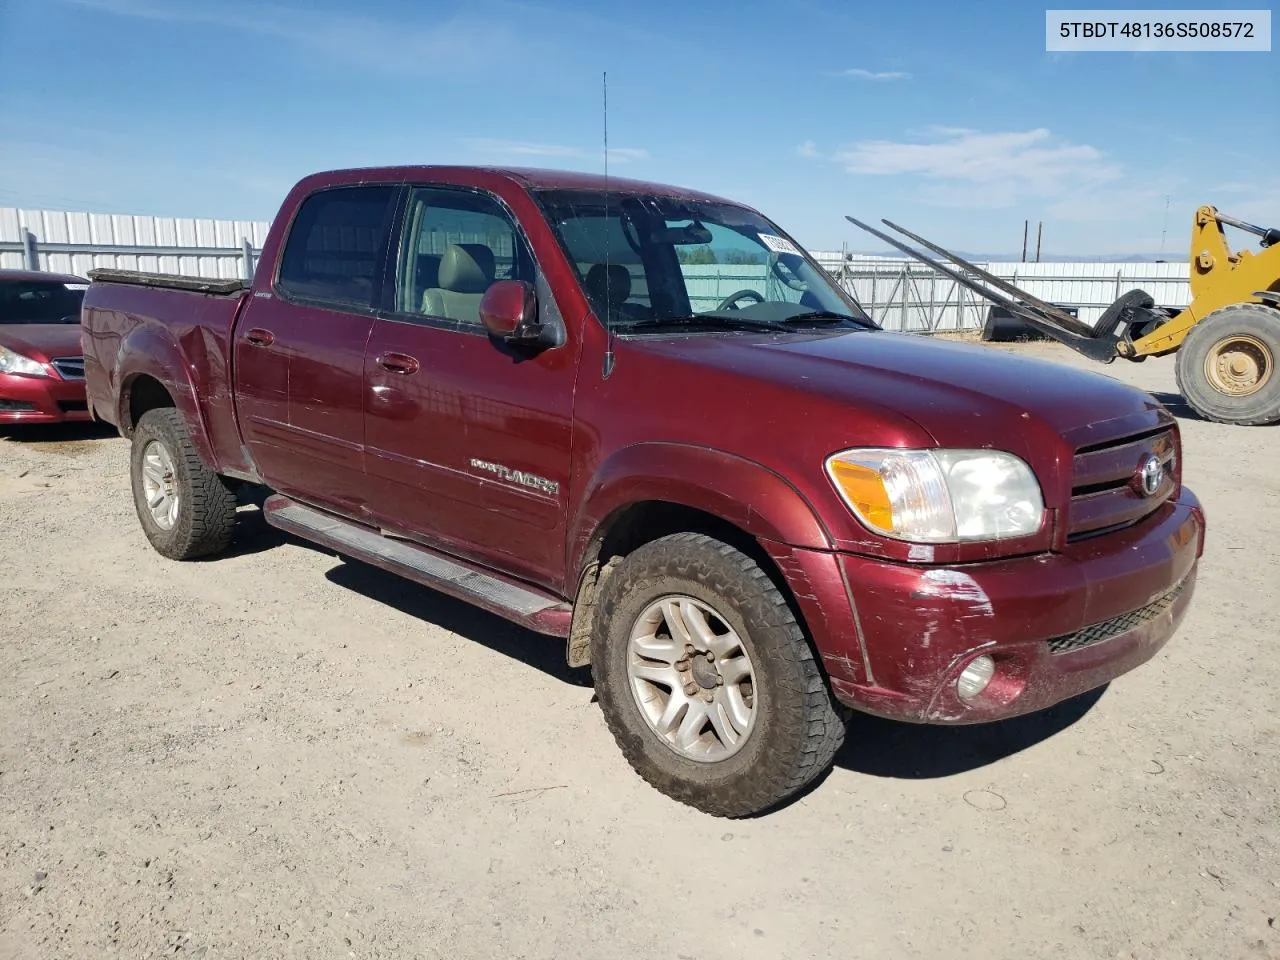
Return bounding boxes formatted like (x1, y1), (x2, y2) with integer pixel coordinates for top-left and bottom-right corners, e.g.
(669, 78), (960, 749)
(263, 495), (572, 637)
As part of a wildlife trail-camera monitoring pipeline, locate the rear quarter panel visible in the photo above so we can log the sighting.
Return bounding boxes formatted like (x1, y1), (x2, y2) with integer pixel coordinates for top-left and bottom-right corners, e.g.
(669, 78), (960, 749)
(81, 283), (256, 479)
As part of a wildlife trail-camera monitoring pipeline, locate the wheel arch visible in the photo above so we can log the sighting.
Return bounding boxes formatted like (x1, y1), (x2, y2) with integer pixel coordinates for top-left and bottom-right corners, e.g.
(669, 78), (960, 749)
(114, 327), (218, 467)
(564, 444), (835, 667)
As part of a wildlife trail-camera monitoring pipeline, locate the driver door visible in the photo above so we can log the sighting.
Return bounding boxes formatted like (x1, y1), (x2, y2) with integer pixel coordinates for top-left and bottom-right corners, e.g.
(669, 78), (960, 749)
(362, 184), (579, 590)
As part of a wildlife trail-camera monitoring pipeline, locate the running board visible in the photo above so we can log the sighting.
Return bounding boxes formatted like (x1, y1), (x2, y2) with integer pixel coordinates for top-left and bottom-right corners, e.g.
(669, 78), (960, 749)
(263, 495), (572, 637)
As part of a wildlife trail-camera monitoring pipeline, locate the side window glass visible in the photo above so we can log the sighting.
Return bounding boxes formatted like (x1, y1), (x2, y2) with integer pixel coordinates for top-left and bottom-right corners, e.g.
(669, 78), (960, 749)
(396, 188), (534, 325)
(276, 185), (399, 309)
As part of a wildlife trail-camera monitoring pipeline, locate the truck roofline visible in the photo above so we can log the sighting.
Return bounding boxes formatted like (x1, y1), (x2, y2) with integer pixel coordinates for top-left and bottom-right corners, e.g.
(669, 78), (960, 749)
(292, 165), (741, 206)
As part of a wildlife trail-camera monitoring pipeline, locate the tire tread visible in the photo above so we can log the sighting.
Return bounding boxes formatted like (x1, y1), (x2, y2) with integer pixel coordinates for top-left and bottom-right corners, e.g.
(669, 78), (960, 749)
(592, 532), (845, 817)
(131, 408), (236, 560)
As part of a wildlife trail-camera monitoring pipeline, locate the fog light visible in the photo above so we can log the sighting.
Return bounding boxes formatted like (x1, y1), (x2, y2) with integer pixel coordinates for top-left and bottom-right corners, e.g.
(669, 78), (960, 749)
(957, 655), (995, 700)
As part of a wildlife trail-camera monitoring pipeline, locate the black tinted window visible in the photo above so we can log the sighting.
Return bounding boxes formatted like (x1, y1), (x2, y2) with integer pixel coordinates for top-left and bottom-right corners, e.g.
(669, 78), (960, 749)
(277, 186), (398, 309)
(0, 280), (86, 324)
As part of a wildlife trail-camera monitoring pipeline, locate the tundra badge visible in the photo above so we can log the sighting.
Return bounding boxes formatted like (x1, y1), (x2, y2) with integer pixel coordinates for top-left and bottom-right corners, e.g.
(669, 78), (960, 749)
(470, 458), (560, 496)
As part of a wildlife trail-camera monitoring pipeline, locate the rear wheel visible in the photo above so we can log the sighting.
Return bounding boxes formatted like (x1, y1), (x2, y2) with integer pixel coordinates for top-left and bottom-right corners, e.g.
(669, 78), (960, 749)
(591, 532), (845, 817)
(1175, 303), (1280, 425)
(130, 408), (237, 559)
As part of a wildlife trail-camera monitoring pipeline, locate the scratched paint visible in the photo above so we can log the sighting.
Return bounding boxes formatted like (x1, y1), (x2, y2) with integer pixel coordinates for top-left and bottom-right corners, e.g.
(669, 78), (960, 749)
(919, 569), (995, 617)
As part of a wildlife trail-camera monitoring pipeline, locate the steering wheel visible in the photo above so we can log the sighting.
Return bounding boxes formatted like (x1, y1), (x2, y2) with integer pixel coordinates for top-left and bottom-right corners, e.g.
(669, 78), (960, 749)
(716, 289), (765, 311)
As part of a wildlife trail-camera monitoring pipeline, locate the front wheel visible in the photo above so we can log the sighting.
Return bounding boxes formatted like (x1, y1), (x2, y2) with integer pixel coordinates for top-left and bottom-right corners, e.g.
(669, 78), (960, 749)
(591, 532), (846, 817)
(129, 408), (237, 559)
(1175, 303), (1280, 425)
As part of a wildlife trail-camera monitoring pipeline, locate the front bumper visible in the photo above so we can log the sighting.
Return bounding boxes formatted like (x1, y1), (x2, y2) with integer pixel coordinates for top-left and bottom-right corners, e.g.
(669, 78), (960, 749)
(774, 491), (1204, 725)
(0, 372), (90, 423)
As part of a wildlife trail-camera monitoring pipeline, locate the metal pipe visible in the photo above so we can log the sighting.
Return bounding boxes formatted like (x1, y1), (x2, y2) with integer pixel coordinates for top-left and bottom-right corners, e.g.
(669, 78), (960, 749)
(1214, 211), (1275, 239)
(21, 230), (38, 271)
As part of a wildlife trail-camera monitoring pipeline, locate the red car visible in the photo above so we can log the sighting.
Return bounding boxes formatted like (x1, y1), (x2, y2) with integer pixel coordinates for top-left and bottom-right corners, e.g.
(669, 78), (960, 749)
(0, 269), (91, 423)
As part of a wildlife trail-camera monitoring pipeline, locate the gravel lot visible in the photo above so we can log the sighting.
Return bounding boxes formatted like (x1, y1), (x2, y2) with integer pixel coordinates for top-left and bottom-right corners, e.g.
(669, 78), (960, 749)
(1, 341), (1277, 960)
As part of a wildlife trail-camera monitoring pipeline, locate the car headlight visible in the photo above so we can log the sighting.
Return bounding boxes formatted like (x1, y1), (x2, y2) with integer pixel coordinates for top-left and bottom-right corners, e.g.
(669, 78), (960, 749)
(825, 448), (1045, 542)
(0, 345), (49, 377)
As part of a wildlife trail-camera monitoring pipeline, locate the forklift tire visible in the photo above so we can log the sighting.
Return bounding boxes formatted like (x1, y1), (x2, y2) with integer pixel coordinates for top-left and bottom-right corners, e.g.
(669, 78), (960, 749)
(1176, 303), (1280, 426)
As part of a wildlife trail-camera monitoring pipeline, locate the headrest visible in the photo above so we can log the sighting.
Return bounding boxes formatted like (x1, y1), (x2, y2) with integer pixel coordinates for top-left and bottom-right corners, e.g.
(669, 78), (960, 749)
(584, 263), (631, 307)
(438, 244), (495, 293)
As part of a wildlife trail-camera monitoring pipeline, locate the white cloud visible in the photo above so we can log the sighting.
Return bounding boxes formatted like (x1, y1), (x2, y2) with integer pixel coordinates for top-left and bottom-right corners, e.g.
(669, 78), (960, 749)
(831, 68), (912, 81)
(59, 0), (509, 73)
(833, 127), (1122, 208)
(464, 139), (648, 165)
(796, 140), (819, 159)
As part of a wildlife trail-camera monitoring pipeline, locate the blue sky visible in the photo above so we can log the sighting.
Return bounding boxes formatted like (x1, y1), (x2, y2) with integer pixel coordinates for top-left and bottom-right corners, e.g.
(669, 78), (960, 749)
(1, 0), (1276, 256)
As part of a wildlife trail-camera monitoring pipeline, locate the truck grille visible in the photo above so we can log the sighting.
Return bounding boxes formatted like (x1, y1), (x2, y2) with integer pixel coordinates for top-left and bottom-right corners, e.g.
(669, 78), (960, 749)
(51, 357), (85, 380)
(1067, 426), (1176, 541)
(1047, 577), (1187, 654)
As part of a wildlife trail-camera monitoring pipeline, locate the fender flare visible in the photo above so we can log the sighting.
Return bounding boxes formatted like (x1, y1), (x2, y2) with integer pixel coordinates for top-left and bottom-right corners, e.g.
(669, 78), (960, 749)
(114, 325), (218, 468)
(568, 442), (834, 576)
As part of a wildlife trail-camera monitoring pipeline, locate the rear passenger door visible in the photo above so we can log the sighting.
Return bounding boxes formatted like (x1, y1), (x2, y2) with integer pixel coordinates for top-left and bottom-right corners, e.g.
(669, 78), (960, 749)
(233, 184), (400, 520)
(363, 185), (578, 590)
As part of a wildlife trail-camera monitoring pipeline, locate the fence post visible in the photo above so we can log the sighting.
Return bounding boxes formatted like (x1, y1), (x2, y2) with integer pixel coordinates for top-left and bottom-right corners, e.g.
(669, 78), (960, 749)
(241, 238), (255, 282)
(22, 229), (39, 271)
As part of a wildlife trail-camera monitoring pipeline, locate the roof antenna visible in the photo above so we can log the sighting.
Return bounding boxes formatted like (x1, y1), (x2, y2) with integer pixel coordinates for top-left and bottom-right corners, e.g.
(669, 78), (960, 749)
(601, 70), (616, 379)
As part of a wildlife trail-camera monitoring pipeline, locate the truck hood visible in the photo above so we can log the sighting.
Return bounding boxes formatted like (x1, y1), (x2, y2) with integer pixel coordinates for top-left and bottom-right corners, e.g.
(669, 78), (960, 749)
(634, 329), (1165, 448)
(0, 324), (83, 365)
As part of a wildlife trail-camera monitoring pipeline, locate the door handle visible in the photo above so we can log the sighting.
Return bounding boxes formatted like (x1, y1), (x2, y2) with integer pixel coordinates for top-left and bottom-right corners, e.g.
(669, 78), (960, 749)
(377, 352), (420, 375)
(244, 327), (275, 346)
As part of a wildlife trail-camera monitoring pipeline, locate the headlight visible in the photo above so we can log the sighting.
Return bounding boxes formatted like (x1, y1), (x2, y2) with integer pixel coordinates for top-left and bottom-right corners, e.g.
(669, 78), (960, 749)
(0, 345), (49, 377)
(825, 448), (1044, 542)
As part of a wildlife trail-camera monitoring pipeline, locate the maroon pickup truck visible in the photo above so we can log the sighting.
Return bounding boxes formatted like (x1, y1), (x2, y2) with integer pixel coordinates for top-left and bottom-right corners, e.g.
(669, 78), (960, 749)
(81, 166), (1205, 816)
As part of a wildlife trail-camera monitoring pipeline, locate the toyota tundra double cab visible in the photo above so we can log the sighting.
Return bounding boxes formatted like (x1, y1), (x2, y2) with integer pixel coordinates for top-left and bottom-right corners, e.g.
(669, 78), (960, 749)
(80, 166), (1205, 816)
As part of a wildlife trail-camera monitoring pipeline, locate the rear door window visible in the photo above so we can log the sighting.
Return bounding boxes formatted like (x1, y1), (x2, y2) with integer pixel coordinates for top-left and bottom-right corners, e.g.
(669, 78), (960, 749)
(276, 186), (400, 310)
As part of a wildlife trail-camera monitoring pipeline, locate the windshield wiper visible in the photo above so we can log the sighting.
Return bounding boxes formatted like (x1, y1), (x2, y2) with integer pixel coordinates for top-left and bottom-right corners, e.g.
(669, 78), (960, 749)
(781, 310), (879, 329)
(619, 314), (794, 333)
(619, 310), (878, 335)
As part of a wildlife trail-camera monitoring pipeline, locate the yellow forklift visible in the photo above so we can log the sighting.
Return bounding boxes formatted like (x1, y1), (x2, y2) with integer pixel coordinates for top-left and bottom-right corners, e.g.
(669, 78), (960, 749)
(847, 206), (1280, 425)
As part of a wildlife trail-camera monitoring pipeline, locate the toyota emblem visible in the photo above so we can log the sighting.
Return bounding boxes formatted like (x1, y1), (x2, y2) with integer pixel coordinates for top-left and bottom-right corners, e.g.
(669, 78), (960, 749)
(1138, 455), (1164, 497)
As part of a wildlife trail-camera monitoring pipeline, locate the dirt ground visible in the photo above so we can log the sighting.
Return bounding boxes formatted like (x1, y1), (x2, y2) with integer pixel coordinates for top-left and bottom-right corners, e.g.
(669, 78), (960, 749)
(1, 341), (1277, 960)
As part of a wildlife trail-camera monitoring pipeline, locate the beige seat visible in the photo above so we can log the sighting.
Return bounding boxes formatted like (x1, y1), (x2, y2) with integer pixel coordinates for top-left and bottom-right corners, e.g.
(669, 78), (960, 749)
(422, 243), (495, 324)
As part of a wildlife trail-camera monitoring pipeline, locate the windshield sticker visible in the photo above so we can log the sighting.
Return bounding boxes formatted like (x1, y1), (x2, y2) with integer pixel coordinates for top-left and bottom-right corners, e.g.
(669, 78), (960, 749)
(64, 283), (89, 291)
(759, 234), (802, 257)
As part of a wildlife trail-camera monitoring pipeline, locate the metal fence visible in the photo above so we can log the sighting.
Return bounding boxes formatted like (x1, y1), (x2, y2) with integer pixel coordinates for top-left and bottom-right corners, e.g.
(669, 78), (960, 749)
(2, 205), (1192, 333)
(0, 207), (268, 280)
(811, 252), (1191, 332)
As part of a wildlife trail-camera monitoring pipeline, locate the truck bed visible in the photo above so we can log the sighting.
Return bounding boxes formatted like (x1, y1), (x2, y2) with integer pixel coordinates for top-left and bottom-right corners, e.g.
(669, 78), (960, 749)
(80, 268), (255, 479)
(86, 268), (245, 296)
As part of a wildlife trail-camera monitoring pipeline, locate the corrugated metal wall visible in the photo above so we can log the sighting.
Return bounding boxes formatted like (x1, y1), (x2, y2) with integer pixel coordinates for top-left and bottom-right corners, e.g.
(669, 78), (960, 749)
(0, 207), (270, 279)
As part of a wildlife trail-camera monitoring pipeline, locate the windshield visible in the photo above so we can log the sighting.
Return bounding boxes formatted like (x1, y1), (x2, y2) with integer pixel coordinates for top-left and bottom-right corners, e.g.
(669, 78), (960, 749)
(536, 190), (873, 332)
(0, 280), (86, 324)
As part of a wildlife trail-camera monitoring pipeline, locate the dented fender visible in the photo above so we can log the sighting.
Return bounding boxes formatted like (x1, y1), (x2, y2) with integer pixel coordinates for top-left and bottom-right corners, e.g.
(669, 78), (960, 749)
(113, 324), (218, 465)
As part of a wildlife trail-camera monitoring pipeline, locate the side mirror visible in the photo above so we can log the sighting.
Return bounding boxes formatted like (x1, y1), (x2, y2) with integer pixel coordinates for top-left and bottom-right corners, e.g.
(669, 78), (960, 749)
(479, 279), (542, 343)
